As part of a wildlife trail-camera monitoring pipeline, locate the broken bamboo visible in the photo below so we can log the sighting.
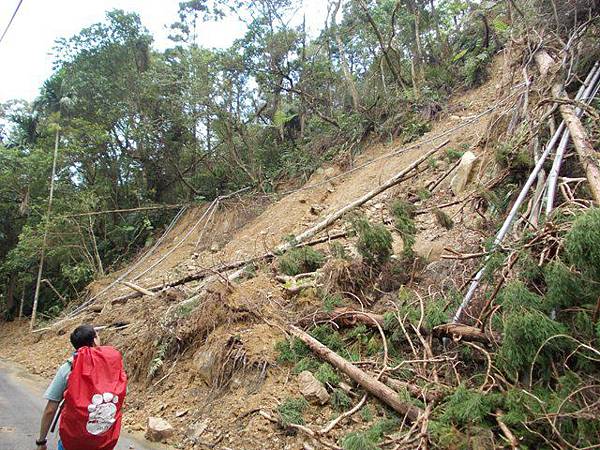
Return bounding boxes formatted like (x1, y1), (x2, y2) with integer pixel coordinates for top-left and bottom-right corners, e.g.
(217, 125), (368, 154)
(546, 61), (600, 214)
(552, 78), (600, 205)
(289, 325), (423, 422)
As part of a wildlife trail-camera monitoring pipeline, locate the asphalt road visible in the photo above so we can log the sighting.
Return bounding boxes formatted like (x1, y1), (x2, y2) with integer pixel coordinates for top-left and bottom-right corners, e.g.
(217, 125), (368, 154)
(0, 359), (164, 450)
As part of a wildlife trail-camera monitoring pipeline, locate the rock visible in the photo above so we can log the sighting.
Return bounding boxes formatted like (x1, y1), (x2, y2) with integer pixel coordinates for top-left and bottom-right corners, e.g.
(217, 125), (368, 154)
(450, 151), (478, 195)
(175, 409), (188, 418)
(186, 418), (210, 443)
(210, 243), (220, 253)
(192, 350), (217, 385)
(298, 371), (330, 405)
(310, 204), (324, 215)
(145, 417), (174, 442)
(316, 167), (336, 178)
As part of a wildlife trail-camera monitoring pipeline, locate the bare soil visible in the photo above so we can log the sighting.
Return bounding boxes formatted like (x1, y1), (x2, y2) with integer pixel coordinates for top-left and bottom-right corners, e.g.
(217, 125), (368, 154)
(0, 54), (516, 449)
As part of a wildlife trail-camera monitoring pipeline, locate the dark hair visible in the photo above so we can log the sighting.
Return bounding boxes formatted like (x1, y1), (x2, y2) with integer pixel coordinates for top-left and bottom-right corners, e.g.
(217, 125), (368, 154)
(70, 324), (97, 349)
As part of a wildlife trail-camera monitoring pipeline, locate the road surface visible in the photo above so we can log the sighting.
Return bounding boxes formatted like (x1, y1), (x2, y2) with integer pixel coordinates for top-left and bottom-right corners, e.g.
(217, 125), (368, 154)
(0, 359), (165, 450)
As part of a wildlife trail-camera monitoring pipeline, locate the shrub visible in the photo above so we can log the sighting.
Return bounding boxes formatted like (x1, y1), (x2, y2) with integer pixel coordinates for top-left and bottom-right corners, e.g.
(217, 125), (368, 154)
(331, 388), (352, 411)
(341, 418), (400, 450)
(438, 384), (499, 427)
(390, 201), (416, 256)
(545, 260), (596, 310)
(278, 247), (326, 276)
(565, 208), (600, 281)
(497, 281), (546, 312)
(315, 363), (340, 386)
(278, 397), (308, 426)
(352, 217), (393, 267)
(497, 309), (569, 378)
(445, 147), (464, 161)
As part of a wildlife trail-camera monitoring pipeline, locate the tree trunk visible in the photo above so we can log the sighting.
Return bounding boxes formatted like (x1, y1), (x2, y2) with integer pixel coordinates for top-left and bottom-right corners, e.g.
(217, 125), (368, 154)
(31, 128), (60, 330)
(358, 0), (404, 89)
(289, 325), (423, 421)
(330, 0), (361, 111)
(5, 274), (17, 320)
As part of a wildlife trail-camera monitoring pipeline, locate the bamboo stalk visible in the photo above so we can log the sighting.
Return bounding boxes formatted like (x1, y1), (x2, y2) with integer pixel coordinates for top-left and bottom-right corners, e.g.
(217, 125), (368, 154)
(546, 61), (600, 214)
(452, 117), (566, 323)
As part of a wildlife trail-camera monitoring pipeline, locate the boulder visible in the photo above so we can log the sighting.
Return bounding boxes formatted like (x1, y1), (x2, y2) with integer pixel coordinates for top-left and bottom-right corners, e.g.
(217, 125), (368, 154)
(145, 417), (174, 442)
(450, 151), (478, 195)
(192, 350), (217, 385)
(298, 371), (330, 405)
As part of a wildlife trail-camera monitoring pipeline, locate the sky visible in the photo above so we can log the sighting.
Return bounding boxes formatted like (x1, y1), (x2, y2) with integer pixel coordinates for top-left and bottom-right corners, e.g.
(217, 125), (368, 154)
(0, 0), (327, 103)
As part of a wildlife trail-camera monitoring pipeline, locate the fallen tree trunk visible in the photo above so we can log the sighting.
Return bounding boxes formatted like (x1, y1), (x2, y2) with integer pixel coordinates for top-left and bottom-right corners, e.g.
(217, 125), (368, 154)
(382, 376), (446, 404)
(296, 308), (386, 329)
(111, 255), (274, 304)
(289, 325), (423, 422)
(433, 323), (501, 345)
(275, 140), (449, 254)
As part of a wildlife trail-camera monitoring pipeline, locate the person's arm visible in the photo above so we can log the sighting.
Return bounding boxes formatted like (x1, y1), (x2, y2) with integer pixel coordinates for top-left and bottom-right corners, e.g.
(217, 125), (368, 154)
(36, 400), (59, 450)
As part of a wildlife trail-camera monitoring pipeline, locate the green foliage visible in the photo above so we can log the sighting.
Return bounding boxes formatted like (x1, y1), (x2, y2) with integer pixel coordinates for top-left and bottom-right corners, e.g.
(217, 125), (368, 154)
(315, 363), (340, 386)
(438, 385), (499, 426)
(329, 242), (348, 259)
(174, 296), (200, 318)
(352, 217), (393, 267)
(497, 281), (546, 313)
(275, 337), (310, 364)
(278, 247), (326, 276)
(445, 147), (464, 162)
(340, 418), (400, 450)
(322, 292), (344, 312)
(310, 325), (345, 354)
(390, 201), (416, 256)
(360, 405), (374, 422)
(545, 260), (597, 310)
(565, 208), (600, 280)
(497, 309), (569, 378)
(277, 397), (308, 426)
(331, 388), (352, 411)
(292, 356), (319, 374)
(148, 339), (170, 379)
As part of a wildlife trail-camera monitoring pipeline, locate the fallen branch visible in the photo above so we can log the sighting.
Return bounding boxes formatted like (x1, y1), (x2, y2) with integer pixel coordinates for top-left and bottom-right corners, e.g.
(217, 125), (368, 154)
(120, 281), (155, 297)
(275, 141), (449, 254)
(258, 410), (341, 449)
(296, 308), (385, 329)
(289, 325), (423, 421)
(433, 323), (502, 345)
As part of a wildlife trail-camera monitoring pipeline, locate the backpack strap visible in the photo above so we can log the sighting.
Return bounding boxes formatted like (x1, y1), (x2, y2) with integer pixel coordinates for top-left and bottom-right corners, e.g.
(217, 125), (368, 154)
(50, 357), (74, 434)
(50, 400), (64, 433)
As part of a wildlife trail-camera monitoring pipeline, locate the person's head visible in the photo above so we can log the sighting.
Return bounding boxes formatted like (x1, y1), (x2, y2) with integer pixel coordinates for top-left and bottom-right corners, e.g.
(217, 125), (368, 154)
(70, 324), (100, 350)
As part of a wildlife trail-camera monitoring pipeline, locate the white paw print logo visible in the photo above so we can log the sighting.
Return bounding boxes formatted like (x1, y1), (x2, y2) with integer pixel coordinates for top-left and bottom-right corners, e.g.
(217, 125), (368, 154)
(86, 393), (119, 435)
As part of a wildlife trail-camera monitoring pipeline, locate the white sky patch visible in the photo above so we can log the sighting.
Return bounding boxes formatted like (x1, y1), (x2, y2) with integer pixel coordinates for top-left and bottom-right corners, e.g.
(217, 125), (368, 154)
(0, 0), (328, 103)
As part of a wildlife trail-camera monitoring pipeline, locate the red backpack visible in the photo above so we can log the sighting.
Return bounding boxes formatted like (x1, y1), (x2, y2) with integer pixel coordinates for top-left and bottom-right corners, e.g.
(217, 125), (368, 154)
(59, 346), (127, 450)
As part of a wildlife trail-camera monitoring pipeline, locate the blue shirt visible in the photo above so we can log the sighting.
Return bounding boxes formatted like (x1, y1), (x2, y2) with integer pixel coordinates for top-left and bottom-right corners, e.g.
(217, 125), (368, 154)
(44, 360), (72, 402)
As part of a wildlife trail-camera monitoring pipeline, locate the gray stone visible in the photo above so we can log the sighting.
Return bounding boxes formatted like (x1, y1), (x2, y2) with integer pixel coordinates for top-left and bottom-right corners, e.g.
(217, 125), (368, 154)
(450, 151), (478, 195)
(193, 350), (217, 385)
(145, 417), (174, 442)
(298, 371), (330, 405)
